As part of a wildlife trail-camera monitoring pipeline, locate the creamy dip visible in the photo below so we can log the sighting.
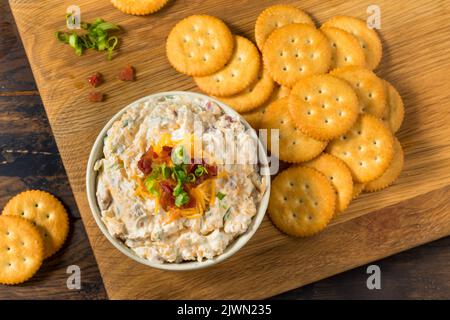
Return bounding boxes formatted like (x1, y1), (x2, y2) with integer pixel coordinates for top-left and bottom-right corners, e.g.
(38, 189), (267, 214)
(95, 94), (266, 263)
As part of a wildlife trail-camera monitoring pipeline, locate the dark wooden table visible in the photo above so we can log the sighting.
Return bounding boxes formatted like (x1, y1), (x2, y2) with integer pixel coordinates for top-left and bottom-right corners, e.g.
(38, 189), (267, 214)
(1, 1), (449, 300)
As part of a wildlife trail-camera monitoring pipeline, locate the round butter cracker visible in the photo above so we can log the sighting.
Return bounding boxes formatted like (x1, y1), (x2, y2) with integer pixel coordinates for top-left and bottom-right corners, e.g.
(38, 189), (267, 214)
(269, 166), (336, 237)
(304, 153), (354, 213)
(2, 190), (69, 258)
(0, 215), (44, 285)
(260, 98), (327, 163)
(263, 23), (332, 87)
(166, 15), (234, 76)
(289, 74), (359, 141)
(326, 114), (394, 183)
(194, 35), (260, 97)
(320, 26), (366, 69)
(214, 66), (274, 112)
(322, 16), (382, 70)
(255, 4), (315, 50)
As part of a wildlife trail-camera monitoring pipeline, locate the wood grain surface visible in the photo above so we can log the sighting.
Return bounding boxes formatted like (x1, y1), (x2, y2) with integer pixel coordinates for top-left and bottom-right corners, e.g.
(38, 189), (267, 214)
(8, 0), (450, 299)
(0, 2), (106, 299)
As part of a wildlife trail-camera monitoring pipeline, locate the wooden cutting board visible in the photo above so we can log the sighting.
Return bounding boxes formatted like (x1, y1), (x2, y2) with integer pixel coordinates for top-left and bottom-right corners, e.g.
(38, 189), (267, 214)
(9, 0), (450, 299)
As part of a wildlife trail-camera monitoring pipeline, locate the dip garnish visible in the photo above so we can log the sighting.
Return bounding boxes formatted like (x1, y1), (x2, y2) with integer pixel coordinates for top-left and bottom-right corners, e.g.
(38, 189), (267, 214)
(55, 15), (120, 60)
(137, 144), (218, 219)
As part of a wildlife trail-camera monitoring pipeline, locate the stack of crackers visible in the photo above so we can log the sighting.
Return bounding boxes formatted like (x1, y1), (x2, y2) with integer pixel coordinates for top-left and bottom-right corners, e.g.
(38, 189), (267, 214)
(0, 191), (69, 284)
(166, 4), (405, 238)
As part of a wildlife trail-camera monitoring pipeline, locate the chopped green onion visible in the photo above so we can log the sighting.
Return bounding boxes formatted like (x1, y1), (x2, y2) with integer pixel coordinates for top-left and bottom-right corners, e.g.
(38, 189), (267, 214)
(106, 36), (119, 60)
(144, 176), (159, 196)
(55, 16), (121, 60)
(194, 165), (208, 177)
(216, 192), (226, 201)
(161, 164), (172, 180)
(223, 207), (232, 223)
(173, 165), (188, 182)
(175, 192), (190, 207)
(173, 181), (183, 196)
(96, 22), (120, 32)
(188, 173), (196, 183)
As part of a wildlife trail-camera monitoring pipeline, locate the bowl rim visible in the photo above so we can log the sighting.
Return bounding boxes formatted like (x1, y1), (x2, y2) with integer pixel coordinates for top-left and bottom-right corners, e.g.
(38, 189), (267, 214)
(86, 91), (271, 271)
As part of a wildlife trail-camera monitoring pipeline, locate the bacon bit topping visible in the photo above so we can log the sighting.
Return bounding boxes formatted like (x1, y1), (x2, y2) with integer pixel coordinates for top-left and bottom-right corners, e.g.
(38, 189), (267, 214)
(118, 65), (135, 81)
(88, 91), (104, 102)
(87, 72), (103, 87)
(137, 146), (157, 175)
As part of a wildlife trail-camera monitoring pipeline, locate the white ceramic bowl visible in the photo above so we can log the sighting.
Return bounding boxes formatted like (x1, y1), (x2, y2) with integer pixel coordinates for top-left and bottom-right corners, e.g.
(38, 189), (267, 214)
(86, 91), (271, 271)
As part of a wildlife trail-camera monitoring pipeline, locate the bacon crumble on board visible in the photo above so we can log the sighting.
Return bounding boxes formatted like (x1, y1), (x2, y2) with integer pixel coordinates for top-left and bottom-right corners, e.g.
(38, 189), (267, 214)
(87, 72), (103, 87)
(88, 91), (104, 102)
(118, 65), (135, 81)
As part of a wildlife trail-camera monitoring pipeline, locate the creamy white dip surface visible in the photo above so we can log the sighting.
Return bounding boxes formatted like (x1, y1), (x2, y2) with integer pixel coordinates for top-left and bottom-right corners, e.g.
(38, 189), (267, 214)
(95, 94), (266, 263)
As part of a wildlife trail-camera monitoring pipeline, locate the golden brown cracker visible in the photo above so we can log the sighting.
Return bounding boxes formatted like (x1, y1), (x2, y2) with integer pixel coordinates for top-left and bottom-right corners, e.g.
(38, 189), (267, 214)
(364, 137), (404, 192)
(268, 166), (336, 237)
(2, 190), (69, 258)
(194, 36), (260, 97)
(166, 15), (234, 76)
(322, 16), (382, 70)
(320, 26), (366, 69)
(289, 74), (359, 140)
(255, 4), (315, 50)
(326, 114), (394, 183)
(304, 153), (354, 213)
(260, 98), (327, 163)
(111, 0), (168, 15)
(263, 23), (332, 87)
(0, 215), (44, 285)
(331, 66), (386, 118)
(214, 66), (274, 112)
(382, 80), (404, 133)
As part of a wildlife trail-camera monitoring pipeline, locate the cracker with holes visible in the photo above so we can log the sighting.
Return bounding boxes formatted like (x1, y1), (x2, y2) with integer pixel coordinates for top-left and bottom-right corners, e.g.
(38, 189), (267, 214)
(352, 182), (365, 199)
(289, 74), (359, 141)
(255, 4), (315, 50)
(365, 137), (404, 192)
(2, 190), (69, 258)
(382, 80), (404, 133)
(166, 15), (234, 76)
(111, 0), (168, 15)
(331, 66), (386, 118)
(260, 98), (327, 162)
(322, 16), (382, 70)
(327, 114), (394, 183)
(0, 215), (44, 284)
(214, 66), (274, 112)
(194, 36), (260, 97)
(263, 23), (331, 87)
(320, 26), (366, 69)
(268, 166), (336, 237)
(304, 153), (354, 213)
